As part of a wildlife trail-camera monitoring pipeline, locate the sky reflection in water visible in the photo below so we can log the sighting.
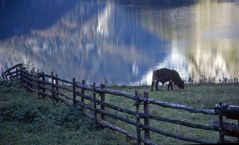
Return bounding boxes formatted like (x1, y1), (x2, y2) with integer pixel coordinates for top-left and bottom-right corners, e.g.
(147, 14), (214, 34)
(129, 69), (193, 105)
(0, 0), (239, 85)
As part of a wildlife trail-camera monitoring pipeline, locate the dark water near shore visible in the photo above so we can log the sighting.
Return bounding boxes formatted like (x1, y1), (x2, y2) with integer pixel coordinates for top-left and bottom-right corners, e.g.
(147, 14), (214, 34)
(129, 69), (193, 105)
(1, 0), (239, 85)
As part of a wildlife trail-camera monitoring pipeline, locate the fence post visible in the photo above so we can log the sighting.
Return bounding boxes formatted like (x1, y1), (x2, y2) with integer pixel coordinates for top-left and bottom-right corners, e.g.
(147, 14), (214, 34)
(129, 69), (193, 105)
(135, 91), (141, 145)
(16, 67), (20, 79)
(9, 70), (13, 79)
(51, 71), (55, 102)
(73, 78), (76, 107)
(26, 71), (30, 91)
(218, 111), (224, 143)
(55, 74), (59, 102)
(238, 120), (239, 143)
(29, 71), (33, 90)
(81, 80), (85, 111)
(93, 82), (98, 129)
(4, 73), (7, 80)
(100, 84), (105, 120)
(143, 92), (150, 145)
(37, 69), (40, 98)
(19, 67), (23, 87)
(18, 67), (21, 79)
(42, 72), (46, 98)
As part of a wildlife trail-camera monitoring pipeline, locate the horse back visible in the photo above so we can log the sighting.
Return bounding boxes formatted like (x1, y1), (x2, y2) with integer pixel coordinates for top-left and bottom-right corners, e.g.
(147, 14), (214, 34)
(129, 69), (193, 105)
(153, 68), (172, 83)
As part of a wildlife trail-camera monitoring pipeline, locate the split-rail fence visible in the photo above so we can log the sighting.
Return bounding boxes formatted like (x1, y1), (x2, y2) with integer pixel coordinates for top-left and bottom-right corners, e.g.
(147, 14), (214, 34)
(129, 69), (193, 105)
(1, 63), (239, 144)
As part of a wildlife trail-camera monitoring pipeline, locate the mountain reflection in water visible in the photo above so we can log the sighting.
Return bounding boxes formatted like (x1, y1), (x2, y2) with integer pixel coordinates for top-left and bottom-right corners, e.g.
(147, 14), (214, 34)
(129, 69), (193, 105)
(0, 0), (239, 85)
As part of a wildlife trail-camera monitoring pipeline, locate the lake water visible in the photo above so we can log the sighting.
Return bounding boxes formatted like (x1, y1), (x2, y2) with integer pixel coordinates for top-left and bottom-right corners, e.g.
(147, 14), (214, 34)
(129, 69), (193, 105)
(1, 0), (239, 85)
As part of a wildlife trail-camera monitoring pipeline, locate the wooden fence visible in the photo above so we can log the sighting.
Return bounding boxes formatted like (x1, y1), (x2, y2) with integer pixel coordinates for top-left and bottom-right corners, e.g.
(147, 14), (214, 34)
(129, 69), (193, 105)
(1, 64), (239, 144)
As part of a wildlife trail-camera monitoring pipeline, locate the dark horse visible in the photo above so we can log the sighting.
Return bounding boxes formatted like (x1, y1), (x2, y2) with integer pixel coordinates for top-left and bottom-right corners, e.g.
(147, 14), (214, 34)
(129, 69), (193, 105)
(151, 68), (184, 91)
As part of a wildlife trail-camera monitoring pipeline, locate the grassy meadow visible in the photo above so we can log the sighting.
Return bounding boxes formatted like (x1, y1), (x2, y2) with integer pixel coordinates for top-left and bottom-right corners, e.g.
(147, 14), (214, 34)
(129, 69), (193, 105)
(0, 80), (128, 145)
(1, 79), (239, 144)
(113, 83), (239, 108)
(103, 84), (239, 144)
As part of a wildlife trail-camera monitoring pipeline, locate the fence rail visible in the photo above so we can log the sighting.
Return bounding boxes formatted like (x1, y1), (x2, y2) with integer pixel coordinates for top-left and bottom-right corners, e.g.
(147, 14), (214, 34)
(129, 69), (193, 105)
(1, 63), (239, 144)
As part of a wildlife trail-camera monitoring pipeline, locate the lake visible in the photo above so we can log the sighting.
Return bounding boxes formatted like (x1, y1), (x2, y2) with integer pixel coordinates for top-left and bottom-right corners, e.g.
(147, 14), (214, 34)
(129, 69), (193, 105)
(0, 0), (239, 85)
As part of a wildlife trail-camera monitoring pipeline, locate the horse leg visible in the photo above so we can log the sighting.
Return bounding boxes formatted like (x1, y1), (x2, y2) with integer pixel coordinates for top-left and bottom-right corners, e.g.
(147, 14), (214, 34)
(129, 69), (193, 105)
(151, 80), (154, 91)
(168, 81), (173, 91)
(171, 80), (174, 90)
(169, 83), (173, 90)
(156, 80), (159, 91)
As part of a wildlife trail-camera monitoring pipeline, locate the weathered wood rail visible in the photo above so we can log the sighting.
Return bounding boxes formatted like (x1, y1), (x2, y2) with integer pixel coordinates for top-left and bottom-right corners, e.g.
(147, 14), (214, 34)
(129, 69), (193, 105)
(1, 64), (239, 144)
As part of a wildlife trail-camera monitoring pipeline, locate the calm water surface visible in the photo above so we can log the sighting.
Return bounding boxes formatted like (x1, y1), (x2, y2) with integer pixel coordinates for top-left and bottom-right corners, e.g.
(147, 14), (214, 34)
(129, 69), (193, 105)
(0, 0), (239, 85)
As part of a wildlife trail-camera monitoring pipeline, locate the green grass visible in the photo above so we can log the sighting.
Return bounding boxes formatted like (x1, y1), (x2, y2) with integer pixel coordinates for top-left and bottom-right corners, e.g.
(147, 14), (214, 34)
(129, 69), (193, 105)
(101, 84), (239, 144)
(113, 84), (239, 108)
(0, 80), (129, 145)
(1, 80), (239, 144)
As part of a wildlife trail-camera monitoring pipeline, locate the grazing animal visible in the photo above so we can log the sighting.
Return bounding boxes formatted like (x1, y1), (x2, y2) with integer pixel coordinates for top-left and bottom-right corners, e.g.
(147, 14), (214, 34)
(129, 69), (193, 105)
(151, 68), (184, 91)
